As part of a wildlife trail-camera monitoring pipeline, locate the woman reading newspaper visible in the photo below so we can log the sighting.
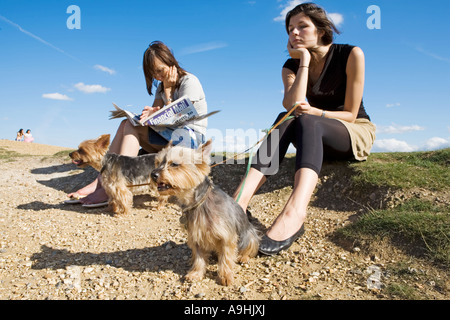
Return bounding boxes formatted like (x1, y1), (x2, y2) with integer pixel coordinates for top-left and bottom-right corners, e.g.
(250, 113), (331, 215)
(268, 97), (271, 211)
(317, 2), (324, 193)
(67, 41), (208, 206)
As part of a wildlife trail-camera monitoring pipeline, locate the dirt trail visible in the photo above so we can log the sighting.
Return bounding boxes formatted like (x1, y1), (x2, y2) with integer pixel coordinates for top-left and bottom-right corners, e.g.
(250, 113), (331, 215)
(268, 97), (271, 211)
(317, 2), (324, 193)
(0, 140), (447, 300)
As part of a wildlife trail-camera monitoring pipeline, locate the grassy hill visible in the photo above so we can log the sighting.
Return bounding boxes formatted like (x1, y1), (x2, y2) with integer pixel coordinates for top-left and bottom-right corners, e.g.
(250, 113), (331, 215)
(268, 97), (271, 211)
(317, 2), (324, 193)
(214, 148), (449, 270)
(333, 148), (449, 268)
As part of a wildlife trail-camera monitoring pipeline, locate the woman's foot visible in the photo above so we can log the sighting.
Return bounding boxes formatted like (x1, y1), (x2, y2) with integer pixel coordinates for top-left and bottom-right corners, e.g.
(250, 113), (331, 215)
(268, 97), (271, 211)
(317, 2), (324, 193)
(80, 187), (109, 205)
(259, 209), (306, 255)
(259, 224), (305, 256)
(67, 178), (99, 199)
(266, 209), (305, 241)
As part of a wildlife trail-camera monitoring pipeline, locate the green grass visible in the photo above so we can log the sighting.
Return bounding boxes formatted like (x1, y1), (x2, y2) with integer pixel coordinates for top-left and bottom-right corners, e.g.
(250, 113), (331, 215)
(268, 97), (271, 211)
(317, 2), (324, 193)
(50, 149), (74, 158)
(385, 283), (421, 300)
(336, 199), (450, 267)
(0, 147), (74, 161)
(0, 147), (28, 160)
(338, 149), (449, 267)
(349, 148), (450, 191)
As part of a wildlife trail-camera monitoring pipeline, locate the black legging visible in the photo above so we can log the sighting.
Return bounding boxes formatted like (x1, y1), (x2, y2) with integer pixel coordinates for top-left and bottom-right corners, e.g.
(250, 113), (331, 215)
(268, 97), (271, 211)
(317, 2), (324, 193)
(252, 112), (354, 176)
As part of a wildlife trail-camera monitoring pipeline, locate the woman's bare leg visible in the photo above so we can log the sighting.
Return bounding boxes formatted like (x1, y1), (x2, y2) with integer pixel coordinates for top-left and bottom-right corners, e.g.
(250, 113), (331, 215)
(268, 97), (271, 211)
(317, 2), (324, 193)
(67, 120), (128, 199)
(233, 168), (266, 211)
(266, 168), (318, 241)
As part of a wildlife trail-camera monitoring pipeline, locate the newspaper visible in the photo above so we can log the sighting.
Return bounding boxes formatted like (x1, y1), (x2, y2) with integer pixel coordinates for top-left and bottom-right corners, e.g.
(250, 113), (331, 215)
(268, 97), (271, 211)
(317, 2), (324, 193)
(110, 95), (198, 127)
(110, 96), (212, 145)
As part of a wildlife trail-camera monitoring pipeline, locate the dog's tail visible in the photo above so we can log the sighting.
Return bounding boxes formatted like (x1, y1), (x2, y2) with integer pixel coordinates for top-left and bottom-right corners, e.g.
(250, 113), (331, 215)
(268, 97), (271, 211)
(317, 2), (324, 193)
(238, 223), (261, 261)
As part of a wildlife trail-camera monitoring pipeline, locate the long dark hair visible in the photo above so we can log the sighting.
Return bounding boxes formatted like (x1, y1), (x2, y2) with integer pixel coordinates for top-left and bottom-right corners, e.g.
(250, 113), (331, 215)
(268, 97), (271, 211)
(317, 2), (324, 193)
(285, 2), (340, 45)
(143, 41), (187, 96)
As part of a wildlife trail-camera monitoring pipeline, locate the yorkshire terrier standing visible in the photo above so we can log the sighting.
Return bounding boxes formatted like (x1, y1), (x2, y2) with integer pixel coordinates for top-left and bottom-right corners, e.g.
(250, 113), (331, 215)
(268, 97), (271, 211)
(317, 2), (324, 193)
(69, 133), (159, 214)
(151, 140), (261, 286)
(100, 153), (157, 215)
(69, 134), (110, 171)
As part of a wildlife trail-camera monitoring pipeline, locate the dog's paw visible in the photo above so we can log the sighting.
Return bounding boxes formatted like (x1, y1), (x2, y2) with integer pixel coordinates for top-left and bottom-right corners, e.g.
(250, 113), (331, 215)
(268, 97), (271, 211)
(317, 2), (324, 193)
(238, 255), (251, 264)
(218, 274), (234, 286)
(185, 270), (204, 282)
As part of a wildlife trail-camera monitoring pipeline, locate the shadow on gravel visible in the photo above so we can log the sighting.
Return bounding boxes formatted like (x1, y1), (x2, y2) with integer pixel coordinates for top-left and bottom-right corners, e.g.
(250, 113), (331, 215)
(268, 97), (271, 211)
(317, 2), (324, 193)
(17, 194), (158, 214)
(17, 201), (112, 215)
(31, 163), (76, 175)
(31, 243), (191, 277)
(34, 165), (99, 194)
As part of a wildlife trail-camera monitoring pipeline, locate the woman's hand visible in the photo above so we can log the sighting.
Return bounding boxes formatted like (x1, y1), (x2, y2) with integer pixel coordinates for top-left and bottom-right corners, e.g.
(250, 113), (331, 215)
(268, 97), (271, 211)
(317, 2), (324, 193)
(140, 106), (161, 120)
(163, 65), (177, 89)
(293, 101), (320, 117)
(287, 41), (311, 66)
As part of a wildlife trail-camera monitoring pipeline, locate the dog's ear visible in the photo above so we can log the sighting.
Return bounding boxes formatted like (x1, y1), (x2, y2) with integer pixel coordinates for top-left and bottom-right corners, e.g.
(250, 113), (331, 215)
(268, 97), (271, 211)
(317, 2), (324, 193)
(199, 139), (213, 157)
(166, 140), (174, 148)
(195, 139), (212, 175)
(97, 134), (110, 149)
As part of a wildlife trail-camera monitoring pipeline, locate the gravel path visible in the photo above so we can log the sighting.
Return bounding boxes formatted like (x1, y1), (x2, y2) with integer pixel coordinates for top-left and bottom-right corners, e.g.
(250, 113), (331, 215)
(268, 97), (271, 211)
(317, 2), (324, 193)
(0, 140), (447, 300)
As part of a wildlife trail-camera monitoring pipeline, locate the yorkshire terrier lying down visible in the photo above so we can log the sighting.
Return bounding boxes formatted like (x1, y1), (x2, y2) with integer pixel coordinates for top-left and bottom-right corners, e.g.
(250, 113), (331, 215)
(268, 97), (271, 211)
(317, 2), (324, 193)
(151, 140), (261, 286)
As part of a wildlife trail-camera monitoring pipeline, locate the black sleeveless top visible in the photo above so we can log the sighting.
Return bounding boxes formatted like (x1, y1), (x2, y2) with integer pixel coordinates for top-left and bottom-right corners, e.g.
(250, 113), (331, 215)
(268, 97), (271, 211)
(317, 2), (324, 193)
(283, 44), (370, 120)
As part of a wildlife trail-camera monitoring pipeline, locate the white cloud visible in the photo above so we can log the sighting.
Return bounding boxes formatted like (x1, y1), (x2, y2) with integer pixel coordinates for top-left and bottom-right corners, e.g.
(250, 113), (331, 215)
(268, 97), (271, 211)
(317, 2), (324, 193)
(42, 93), (73, 101)
(376, 124), (425, 134)
(386, 102), (401, 108)
(274, 0), (303, 22)
(274, 1), (344, 27)
(180, 41), (228, 55)
(74, 82), (111, 94)
(373, 139), (418, 152)
(328, 13), (344, 27)
(94, 64), (116, 75)
(424, 137), (450, 150)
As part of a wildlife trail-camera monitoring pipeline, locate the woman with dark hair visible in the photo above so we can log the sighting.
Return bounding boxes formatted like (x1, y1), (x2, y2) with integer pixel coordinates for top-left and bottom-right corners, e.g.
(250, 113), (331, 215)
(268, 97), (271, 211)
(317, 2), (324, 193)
(15, 129), (24, 141)
(68, 41), (208, 205)
(24, 129), (34, 143)
(233, 3), (376, 255)
(111, 41), (208, 155)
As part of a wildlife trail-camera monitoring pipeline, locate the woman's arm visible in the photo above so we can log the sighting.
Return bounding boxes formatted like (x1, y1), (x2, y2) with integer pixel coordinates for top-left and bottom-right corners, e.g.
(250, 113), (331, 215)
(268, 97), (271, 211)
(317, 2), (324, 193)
(295, 47), (365, 123)
(282, 45), (311, 113)
(282, 67), (309, 112)
(343, 46), (365, 122)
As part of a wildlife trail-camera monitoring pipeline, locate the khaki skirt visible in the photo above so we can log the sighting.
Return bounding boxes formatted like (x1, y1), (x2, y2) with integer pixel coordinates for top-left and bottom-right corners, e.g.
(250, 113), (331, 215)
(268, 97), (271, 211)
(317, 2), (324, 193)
(336, 118), (376, 161)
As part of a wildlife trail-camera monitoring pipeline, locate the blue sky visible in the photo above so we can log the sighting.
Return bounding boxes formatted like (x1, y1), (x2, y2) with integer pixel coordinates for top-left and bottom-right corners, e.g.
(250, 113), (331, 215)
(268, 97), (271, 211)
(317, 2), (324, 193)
(1, 0), (449, 153)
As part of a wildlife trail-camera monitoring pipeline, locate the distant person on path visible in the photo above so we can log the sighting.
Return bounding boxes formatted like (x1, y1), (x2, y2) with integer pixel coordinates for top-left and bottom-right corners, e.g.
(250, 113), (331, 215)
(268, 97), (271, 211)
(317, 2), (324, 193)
(232, 2), (376, 256)
(15, 129), (24, 141)
(24, 129), (34, 143)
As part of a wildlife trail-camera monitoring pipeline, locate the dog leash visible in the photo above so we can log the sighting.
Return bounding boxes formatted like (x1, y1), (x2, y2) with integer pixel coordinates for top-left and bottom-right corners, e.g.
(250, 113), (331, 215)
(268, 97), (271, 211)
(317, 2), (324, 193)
(210, 105), (298, 169)
(223, 104), (299, 202)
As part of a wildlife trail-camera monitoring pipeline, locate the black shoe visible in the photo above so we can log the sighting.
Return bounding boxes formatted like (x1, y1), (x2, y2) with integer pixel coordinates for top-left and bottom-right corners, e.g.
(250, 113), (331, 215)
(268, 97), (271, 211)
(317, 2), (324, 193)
(258, 224), (305, 256)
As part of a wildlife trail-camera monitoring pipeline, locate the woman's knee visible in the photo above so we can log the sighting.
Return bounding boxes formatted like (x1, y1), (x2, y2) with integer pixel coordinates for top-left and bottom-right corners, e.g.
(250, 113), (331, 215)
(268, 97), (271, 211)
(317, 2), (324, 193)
(296, 114), (316, 125)
(115, 119), (127, 133)
(123, 119), (142, 136)
(295, 114), (321, 133)
(273, 112), (288, 124)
